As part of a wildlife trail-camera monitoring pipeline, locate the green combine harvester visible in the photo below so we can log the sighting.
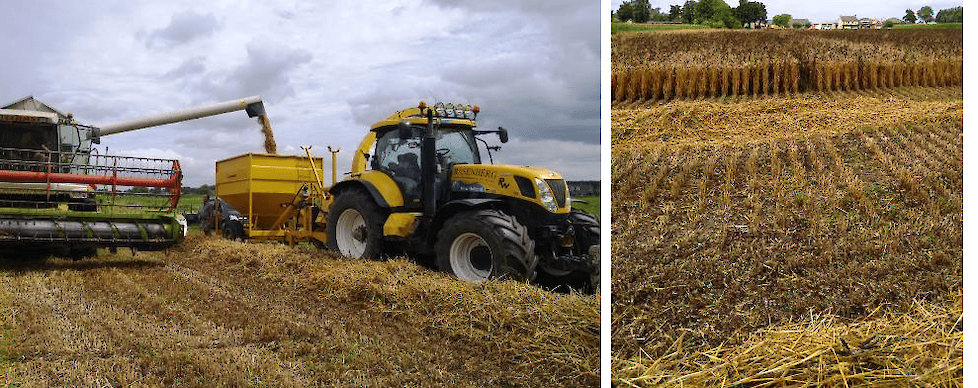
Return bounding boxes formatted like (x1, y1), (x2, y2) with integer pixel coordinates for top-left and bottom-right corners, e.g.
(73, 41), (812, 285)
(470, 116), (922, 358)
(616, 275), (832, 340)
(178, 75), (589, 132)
(0, 95), (267, 258)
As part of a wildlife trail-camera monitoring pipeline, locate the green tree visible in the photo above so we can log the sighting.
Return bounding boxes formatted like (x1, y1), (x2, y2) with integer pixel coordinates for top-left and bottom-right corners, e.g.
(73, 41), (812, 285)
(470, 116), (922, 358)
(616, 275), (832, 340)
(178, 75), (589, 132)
(615, 1), (634, 21)
(672, 0), (737, 27)
(935, 6), (963, 23)
(733, 0), (767, 26)
(903, 9), (918, 23)
(669, 4), (682, 21)
(773, 13), (791, 27)
(651, 7), (669, 22)
(680, 0), (697, 23)
(918, 6), (934, 23)
(632, 0), (652, 23)
(616, 0), (652, 23)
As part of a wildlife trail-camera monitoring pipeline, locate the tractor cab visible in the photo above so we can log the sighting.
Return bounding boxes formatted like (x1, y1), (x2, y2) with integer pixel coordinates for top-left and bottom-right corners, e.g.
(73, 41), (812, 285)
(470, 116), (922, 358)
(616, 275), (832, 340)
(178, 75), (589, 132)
(357, 102), (507, 209)
(372, 122), (483, 208)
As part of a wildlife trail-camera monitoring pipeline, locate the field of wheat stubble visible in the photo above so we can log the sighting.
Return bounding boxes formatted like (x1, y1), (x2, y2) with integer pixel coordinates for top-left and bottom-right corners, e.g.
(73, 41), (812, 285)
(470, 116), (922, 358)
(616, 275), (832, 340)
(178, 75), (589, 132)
(612, 28), (962, 387)
(0, 235), (599, 387)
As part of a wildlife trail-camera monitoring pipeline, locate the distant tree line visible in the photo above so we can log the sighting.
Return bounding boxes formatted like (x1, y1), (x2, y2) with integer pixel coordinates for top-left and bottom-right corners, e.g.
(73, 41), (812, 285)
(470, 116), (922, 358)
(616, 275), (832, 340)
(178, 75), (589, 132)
(935, 6), (963, 23)
(614, 0), (962, 28)
(566, 181), (600, 197)
(181, 185), (215, 195)
(613, 0), (765, 28)
(906, 5), (963, 23)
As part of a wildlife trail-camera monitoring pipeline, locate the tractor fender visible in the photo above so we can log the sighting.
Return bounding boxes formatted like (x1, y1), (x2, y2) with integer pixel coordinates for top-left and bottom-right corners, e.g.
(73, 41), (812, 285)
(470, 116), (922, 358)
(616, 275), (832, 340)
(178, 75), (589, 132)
(329, 171), (405, 209)
(430, 198), (506, 240)
(329, 180), (391, 209)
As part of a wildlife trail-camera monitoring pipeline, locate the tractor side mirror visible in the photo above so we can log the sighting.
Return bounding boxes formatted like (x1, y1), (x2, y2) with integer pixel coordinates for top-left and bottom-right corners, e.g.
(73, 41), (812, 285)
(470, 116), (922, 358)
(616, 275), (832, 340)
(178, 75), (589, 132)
(497, 127), (509, 143)
(398, 122), (412, 140)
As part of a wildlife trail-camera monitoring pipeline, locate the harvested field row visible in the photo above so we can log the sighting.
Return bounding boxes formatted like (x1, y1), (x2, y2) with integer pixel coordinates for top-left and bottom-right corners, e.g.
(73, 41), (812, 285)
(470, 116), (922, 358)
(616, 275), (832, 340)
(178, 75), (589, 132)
(0, 236), (599, 387)
(610, 91), (963, 385)
(612, 86), (962, 149)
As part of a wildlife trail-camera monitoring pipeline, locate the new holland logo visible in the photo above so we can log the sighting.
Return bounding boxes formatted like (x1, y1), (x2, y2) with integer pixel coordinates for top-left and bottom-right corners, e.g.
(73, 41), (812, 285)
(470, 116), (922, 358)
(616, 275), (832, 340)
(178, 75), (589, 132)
(498, 177), (510, 189)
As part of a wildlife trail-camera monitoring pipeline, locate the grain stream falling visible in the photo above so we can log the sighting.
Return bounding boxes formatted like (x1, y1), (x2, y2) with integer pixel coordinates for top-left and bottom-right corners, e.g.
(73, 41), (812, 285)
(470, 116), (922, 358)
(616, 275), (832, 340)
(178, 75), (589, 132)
(258, 114), (277, 154)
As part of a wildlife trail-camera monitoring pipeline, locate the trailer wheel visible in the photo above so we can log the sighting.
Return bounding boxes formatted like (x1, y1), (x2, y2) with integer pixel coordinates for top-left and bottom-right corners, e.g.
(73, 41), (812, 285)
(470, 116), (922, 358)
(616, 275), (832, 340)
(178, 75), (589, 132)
(435, 209), (533, 283)
(328, 189), (385, 259)
(221, 222), (243, 241)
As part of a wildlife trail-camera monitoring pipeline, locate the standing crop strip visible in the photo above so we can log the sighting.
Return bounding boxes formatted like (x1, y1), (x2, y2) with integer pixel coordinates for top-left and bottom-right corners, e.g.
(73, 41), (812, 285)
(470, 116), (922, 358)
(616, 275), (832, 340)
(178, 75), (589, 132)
(611, 30), (962, 102)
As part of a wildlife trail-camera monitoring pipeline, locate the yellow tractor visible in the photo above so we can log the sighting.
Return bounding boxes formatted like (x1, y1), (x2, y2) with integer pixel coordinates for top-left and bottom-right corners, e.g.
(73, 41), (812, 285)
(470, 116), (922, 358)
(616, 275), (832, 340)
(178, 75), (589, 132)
(327, 102), (599, 292)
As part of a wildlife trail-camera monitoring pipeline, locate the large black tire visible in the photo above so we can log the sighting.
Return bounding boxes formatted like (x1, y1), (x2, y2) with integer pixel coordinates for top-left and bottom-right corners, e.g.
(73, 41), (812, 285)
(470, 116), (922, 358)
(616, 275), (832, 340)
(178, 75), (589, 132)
(435, 209), (534, 283)
(221, 221), (244, 241)
(538, 209), (600, 293)
(328, 189), (386, 259)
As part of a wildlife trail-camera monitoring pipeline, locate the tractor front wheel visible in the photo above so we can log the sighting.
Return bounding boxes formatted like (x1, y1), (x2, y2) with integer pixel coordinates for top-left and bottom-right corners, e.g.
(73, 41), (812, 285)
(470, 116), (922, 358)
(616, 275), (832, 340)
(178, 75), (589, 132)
(435, 209), (534, 283)
(536, 209), (600, 293)
(328, 189), (385, 259)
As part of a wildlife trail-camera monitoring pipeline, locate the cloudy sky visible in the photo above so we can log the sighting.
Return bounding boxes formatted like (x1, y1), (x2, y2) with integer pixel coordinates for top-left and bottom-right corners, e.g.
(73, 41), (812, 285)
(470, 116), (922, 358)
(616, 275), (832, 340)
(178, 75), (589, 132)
(0, 0), (600, 186)
(610, 0), (965, 23)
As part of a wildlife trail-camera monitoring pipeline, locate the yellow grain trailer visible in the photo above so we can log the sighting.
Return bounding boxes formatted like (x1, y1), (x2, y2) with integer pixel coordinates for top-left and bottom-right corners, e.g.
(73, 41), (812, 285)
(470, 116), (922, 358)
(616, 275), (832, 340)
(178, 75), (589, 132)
(215, 152), (330, 245)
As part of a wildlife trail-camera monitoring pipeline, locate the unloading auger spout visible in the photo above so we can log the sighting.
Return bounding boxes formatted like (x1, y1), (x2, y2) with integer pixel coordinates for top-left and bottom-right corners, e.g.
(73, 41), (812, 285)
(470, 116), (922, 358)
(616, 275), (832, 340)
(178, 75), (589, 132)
(92, 95), (266, 139)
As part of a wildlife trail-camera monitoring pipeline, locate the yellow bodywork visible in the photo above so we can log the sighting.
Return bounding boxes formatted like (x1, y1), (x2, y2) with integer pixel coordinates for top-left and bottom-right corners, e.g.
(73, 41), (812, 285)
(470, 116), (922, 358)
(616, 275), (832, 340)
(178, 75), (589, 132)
(452, 164), (571, 214)
(347, 170), (405, 208)
(338, 102), (570, 240)
(216, 153), (325, 231)
(351, 131), (376, 174)
(384, 212), (422, 237)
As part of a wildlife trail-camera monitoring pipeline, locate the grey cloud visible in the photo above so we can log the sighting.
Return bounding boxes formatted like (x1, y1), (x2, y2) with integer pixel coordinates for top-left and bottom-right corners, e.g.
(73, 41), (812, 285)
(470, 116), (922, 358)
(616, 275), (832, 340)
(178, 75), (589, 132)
(0, 1), (110, 99)
(419, 0), (599, 145)
(146, 11), (221, 48)
(426, 0), (599, 53)
(196, 43), (313, 103)
(441, 54), (540, 89)
(163, 57), (207, 79)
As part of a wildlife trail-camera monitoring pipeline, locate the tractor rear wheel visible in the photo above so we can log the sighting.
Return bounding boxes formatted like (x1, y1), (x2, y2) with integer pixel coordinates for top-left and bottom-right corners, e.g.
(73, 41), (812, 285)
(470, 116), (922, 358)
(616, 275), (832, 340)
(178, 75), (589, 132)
(328, 189), (385, 259)
(435, 209), (534, 283)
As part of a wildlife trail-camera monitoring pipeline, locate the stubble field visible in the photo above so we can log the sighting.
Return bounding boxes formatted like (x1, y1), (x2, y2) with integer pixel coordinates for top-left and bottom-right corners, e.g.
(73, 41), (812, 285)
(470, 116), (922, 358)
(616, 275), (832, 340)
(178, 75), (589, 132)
(612, 28), (962, 387)
(0, 235), (599, 387)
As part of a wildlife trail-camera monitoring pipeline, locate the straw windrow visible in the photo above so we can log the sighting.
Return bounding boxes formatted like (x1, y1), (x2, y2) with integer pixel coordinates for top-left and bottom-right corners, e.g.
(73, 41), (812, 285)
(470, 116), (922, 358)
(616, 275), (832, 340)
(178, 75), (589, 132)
(613, 293), (962, 387)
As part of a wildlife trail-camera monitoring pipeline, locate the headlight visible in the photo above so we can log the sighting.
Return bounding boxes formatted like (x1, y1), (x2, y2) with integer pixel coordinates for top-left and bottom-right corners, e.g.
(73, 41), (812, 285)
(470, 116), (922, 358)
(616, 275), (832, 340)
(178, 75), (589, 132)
(431, 102), (477, 120)
(535, 178), (558, 212)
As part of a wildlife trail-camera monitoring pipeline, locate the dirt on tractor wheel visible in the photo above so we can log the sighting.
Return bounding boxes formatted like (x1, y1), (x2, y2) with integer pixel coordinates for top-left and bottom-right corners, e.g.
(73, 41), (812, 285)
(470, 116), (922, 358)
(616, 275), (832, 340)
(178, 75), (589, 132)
(0, 235), (598, 387)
